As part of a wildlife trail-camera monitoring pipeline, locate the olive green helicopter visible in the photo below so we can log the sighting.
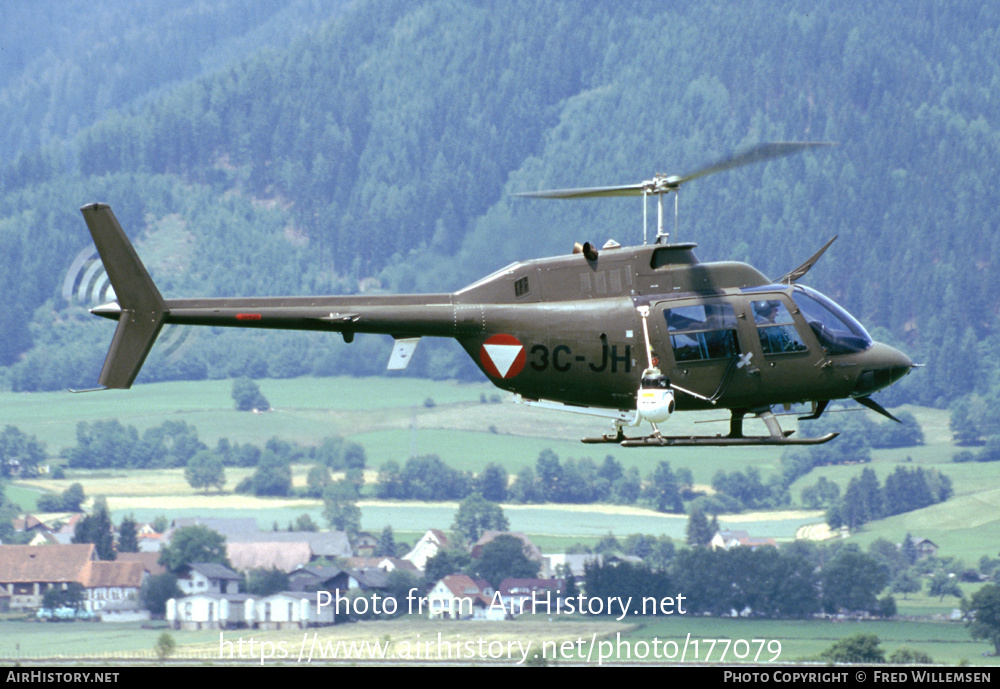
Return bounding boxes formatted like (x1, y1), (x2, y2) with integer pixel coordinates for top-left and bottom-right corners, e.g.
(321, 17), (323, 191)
(79, 141), (913, 446)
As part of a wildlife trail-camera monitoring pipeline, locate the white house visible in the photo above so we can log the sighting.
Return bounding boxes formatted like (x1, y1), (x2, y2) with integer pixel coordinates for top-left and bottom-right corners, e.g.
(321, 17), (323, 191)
(425, 575), (494, 620)
(167, 593), (254, 630)
(248, 592), (335, 629)
(176, 562), (241, 595)
(167, 591), (336, 630)
(403, 529), (449, 571)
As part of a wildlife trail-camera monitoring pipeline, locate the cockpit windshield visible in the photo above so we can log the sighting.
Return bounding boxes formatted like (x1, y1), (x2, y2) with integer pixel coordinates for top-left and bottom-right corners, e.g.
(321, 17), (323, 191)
(792, 285), (873, 355)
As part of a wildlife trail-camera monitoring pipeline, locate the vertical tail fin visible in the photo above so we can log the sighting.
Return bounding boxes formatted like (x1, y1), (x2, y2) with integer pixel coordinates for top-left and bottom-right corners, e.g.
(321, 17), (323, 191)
(80, 203), (167, 389)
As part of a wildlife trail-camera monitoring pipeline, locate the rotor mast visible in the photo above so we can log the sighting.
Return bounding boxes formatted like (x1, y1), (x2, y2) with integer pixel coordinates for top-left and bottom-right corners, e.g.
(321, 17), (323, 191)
(640, 173), (682, 245)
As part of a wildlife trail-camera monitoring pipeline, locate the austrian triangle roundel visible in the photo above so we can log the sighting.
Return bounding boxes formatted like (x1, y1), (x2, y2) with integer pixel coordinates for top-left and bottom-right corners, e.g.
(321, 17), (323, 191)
(479, 334), (526, 379)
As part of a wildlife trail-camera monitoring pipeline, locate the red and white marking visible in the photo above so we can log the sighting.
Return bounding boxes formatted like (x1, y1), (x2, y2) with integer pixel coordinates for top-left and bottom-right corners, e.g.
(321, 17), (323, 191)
(479, 334), (526, 379)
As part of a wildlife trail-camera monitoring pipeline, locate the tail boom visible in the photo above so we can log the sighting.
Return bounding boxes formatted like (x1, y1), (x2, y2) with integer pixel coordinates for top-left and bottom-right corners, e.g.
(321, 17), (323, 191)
(81, 204), (466, 388)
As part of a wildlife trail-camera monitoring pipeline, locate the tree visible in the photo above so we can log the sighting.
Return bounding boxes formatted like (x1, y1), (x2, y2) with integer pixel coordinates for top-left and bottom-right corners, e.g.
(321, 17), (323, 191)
(398, 454), (470, 500)
(423, 548), (471, 588)
(245, 568), (290, 595)
(62, 483), (86, 512)
(451, 493), (509, 543)
(929, 571), (963, 601)
(472, 535), (540, 589)
(834, 467), (884, 530)
(294, 513), (318, 532)
(0, 482), (18, 544)
(888, 647), (933, 664)
(801, 476), (840, 509)
(155, 632), (177, 660)
(158, 525), (229, 573)
(821, 548), (889, 614)
(384, 568), (421, 612)
(42, 582), (84, 610)
(232, 377), (269, 411)
(819, 633), (885, 663)
(322, 480), (361, 537)
(340, 442), (367, 470)
(0, 425), (46, 478)
(141, 420), (206, 468)
(965, 584), (1000, 656)
(117, 514), (140, 553)
(950, 396), (983, 446)
(901, 532), (919, 565)
(509, 465), (543, 503)
(685, 506), (715, 548)
(376, 525), (397, 557)
(67, 421), (141, 469)
(141, 573), (181, 615)
(72, 499), (115, 560)
(476, 463), (508, 502)
(37, 482), (87, 513)
(185, 451), (226, 493)
(891, 569), (922, 600)
(305, 463), (332, 498)
(249, 450), (292, 496)
(645, 461), (684, 513)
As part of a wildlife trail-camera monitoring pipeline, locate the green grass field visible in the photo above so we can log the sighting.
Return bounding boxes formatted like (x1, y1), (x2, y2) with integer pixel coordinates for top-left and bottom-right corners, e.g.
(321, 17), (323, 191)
(0, 614), (991, 666)
(3, 376), (1000, 663)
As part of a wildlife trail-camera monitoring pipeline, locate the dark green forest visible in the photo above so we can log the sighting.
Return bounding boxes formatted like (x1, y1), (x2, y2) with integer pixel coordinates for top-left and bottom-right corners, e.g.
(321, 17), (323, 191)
(2, 0), (999, 418)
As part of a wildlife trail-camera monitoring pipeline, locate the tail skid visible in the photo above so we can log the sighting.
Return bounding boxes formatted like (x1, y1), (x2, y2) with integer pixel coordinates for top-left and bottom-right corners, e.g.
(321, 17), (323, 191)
(80, 203), (167, 389)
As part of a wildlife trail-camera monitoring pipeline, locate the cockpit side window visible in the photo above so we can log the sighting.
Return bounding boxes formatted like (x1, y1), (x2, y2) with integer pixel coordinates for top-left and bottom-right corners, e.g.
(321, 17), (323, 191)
(752, 300), (807, 354)
(792, 286), (873, 355)
(665, 303), (740, 362)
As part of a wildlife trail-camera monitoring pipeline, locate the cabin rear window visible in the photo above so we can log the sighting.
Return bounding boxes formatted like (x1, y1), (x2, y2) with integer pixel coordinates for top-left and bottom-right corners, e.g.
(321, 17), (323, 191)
(665, 302), (740, 362)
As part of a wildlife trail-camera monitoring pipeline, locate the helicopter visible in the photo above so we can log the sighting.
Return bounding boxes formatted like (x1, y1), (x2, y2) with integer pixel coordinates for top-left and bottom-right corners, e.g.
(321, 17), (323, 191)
(78, 141), (913, 447)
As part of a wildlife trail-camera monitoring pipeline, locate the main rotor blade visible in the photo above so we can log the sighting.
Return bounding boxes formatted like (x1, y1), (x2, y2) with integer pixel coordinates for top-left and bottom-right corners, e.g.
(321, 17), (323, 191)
(513, 141), (834, 199)
(672, 141), (834, 186)
(512, 183), (647, 199)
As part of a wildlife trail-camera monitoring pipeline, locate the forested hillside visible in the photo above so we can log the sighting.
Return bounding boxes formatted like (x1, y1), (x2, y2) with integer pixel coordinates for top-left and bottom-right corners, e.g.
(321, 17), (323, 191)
(2, 0), (999, 414)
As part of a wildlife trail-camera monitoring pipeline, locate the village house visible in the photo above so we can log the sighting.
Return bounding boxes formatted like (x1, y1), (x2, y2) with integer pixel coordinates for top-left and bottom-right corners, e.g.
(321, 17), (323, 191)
(342, 556), (419, 575)
(287, 565), (349, 593)
(351, 532), (379, 557)
(166, 593), (254, 630)
(0, 544), (95, 611)
(79, 559), (146, 616)
(0, 543), (148, 619)
(248, 592), (335, 629)
(176, 562), (242, 595)
(542, 553), (602, 580)
(912, 538), (939, 559)
(425, 574), (495, 620)
(403, 529), (449, 571)
(227, 541), (312, 573)
(710, 530), (777, 550)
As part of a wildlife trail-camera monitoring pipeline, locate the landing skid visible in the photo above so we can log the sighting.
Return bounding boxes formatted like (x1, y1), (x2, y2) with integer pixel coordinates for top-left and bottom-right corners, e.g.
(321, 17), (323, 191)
(582, 431), (839, 447)
(580, 406), (839, 447)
